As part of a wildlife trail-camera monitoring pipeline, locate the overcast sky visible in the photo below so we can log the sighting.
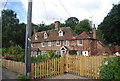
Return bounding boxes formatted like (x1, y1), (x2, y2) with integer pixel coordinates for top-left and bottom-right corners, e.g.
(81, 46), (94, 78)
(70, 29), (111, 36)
(1, 0), (120, 27)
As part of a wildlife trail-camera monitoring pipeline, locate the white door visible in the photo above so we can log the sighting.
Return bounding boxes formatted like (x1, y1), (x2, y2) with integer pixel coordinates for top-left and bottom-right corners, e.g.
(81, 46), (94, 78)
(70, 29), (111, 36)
(61, 50), (66, 56)
(82, 51), (88, 56)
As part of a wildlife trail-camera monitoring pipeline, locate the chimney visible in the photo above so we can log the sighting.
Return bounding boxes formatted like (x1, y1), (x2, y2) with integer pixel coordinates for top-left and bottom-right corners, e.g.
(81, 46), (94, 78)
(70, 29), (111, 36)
(34, 28), (38, 34)
(93, 24), (96, 39)
(54, 21), (60, 30)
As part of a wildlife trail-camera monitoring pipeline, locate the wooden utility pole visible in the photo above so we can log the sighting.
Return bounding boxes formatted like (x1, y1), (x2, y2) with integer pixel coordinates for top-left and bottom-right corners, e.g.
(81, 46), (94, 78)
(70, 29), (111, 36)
(25, 0), (32, 77)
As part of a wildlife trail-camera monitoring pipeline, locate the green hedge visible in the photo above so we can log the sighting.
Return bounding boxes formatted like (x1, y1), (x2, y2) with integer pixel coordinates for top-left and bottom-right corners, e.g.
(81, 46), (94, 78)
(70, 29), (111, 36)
(99, 56), (120, 80)
(31, 52), (61, 63)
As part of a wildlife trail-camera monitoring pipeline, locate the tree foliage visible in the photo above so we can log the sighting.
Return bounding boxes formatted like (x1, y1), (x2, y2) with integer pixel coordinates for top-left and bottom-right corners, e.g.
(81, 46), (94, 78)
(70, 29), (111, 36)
(65, 17), (79, 30)
(3, 45), (25, 62)
(31, 52), (61, 63)
(99, 57), (120, 80)
(75, 19), (92, 34)
(2, 9), (93, 49)
(2, 9), (26, 48)
(97, 4), (120, 46)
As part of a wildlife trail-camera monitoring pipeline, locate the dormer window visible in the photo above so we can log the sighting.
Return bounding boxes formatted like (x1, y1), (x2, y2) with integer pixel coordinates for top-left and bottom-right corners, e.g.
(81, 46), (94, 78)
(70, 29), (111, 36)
(35, 34), (38, 40)
(44, 32), (48, 39)
(58, 30), (63, 37)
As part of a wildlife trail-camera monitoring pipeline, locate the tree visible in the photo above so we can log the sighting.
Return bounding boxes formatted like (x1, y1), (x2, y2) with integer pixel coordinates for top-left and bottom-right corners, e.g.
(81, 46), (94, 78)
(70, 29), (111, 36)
(65, 17), (79, 30)
(75, 19), (92, 34)
(98, 4), (120, 46)
(2, 9), (19, 48)
(2, 9), (26, 48)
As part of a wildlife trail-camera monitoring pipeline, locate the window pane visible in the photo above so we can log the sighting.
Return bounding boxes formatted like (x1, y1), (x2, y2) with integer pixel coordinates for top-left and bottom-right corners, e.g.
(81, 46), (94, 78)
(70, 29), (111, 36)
(56, 41), (60, 46)
(77, 40), (83, 45)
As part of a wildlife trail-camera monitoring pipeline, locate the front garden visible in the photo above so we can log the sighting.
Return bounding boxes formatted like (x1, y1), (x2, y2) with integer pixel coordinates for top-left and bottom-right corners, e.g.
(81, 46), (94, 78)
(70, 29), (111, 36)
(2, 45), (61, 63)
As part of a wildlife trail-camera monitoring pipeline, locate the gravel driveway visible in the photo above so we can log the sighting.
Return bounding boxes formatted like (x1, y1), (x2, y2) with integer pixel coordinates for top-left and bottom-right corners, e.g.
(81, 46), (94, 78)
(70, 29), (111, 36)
(46, 73), (90, 79)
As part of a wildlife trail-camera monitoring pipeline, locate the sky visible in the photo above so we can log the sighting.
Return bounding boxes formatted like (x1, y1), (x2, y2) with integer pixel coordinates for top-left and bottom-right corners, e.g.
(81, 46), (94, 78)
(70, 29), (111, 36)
(1, 0), (120, 27)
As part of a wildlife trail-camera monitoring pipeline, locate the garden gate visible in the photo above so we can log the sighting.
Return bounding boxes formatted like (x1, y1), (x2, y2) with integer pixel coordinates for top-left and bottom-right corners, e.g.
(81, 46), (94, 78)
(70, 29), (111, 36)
(65, 55), (104, 79)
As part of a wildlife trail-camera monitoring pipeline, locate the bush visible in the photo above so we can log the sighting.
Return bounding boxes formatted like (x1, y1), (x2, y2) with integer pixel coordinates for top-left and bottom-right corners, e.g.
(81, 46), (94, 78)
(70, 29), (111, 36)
(99, 56), (120, 80)
(69, 50), (77, 55)
(2, 48), (7, 56)
(3, 45), (25, 62)
(31, 52), (61, 63)
(3, 55), (17, 61)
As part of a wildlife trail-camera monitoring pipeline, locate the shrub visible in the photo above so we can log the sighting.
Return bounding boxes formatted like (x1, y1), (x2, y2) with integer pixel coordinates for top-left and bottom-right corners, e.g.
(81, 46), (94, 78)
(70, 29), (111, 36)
(69, 50), (77, 55)
(2, 48), (7, 56)
(3, 55), (17, 61)
(31, 52), (61, 63)
(99, 56), (120, 80)
(3, 45), (25, 62)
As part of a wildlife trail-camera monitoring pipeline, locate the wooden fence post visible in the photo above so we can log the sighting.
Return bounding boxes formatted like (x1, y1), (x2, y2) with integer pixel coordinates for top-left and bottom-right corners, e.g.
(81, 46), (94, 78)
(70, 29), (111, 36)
(65, 54), (68, 72)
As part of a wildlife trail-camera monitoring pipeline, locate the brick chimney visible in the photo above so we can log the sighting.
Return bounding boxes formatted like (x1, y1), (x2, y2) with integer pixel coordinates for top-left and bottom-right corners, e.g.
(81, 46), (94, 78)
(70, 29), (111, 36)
(34, 28), (38, 34)
(93, 24), (96, 39)
(54, 21), (60, 30)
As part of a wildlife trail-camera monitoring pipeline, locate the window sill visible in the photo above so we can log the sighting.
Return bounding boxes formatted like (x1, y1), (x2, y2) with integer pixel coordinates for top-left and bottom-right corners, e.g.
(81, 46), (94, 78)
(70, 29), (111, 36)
(77, 44), (83, 46)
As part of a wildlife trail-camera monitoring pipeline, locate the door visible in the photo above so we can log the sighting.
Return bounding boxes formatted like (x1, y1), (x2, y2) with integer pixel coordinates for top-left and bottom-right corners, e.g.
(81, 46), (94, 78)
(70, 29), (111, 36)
(61, 50), (66, 56)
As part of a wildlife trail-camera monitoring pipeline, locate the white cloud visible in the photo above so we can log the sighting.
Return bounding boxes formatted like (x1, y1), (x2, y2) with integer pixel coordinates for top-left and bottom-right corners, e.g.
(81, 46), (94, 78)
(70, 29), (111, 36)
(19, 0), (119, 27)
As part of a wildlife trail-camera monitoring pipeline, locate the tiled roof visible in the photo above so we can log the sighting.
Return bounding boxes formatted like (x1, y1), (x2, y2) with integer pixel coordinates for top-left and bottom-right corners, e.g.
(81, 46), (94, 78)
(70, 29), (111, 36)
(109, 45), (120, 52)
(31, 27), (77, 43)
(76, 32), (93, 39)
(31, 48), (40, 51)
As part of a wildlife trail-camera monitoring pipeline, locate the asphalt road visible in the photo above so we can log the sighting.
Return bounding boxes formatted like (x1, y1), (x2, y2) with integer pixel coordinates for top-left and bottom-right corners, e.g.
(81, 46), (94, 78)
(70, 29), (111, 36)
(2, 68), (20, 79)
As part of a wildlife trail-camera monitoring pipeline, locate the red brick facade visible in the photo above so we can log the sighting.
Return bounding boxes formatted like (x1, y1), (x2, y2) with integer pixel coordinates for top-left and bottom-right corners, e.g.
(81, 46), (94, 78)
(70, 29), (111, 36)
(31, 21), (111, 56)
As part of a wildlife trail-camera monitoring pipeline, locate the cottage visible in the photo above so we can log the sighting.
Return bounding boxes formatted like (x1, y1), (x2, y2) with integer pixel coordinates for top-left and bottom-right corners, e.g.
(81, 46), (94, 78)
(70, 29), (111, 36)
(31, 21), (111, 56)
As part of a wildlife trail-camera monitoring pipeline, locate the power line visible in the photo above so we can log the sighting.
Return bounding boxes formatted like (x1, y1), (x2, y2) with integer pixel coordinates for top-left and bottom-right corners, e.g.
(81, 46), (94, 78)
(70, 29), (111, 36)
(58, 0), (71, 17)
(35, 0), (42, 24)
(43, 0), (49, 23)
(37, 0), (46, 24)
(3, 0), (8, 9)
(50, 1), (66, 19)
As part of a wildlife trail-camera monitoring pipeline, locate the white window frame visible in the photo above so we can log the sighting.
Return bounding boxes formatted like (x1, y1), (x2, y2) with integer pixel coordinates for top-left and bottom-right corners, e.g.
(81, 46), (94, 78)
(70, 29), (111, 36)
(31, 43), (33, 47)
(41, 42), (45, 47)
(64, 40), (69, 46)
(56, 40), (61, 46)
(56, 50), (61, 55)
(77, 39), (83, 46)
(48, 41), (52, 46)
(35, 34), (38, 40)
(77, 51), (82, 55)
(41, 51), (46, 55)
(44, 32), (48, 39)
(58, 30), (63, 37)
(34, 51), (37, 56)
(82, 51), (88, 56)
(31, 51), (33, 57)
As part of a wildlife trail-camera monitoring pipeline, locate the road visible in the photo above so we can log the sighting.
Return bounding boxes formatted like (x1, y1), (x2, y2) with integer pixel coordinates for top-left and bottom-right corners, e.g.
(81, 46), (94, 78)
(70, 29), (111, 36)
(2, 68), (20, 79)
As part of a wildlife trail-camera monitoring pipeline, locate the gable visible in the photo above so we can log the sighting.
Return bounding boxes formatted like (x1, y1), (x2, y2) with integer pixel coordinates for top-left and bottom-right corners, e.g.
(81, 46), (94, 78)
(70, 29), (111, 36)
(76, 32), (92, 39)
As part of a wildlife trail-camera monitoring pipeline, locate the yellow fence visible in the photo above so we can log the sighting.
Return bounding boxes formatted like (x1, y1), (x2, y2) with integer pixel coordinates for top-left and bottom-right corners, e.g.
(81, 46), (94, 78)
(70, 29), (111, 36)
(31, 57), (64, 79)
(65, 55), (104, 79)
(2, 59), (25, 75)
(2, 55), (105, 79)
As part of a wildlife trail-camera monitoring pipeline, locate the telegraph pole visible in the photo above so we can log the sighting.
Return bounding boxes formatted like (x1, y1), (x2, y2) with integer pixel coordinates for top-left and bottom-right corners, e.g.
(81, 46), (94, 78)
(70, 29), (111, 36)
(25, 0), (32, 77)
